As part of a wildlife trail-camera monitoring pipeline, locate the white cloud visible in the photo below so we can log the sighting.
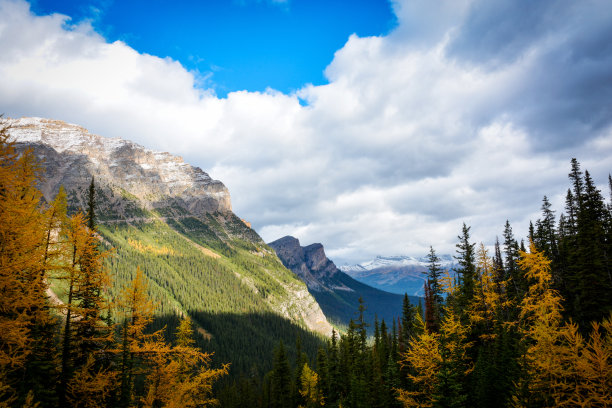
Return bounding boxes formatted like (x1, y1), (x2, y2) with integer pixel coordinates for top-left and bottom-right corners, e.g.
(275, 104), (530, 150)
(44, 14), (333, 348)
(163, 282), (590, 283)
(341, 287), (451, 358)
(1, 0), (610, 265)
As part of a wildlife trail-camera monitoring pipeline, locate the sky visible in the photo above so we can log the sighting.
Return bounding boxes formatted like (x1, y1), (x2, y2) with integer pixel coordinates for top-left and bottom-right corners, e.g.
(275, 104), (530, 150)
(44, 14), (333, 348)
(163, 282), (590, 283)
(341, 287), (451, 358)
(1, 0), (611, 265)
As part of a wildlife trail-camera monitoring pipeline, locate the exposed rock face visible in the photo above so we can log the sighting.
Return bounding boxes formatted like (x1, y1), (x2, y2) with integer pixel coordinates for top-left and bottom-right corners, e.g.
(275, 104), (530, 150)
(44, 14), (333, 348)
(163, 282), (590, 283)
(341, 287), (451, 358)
(269, 236), (411, 330)
(3, 117), (231, 217)
(269, 236), (346, 292)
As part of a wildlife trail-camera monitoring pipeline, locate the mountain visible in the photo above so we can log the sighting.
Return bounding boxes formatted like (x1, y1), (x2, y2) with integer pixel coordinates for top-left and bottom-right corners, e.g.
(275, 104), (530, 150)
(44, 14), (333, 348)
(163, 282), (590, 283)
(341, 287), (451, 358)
(340, 254), (456, 296)
(269, 236), (420, 330)
(3, 117), (332, 375)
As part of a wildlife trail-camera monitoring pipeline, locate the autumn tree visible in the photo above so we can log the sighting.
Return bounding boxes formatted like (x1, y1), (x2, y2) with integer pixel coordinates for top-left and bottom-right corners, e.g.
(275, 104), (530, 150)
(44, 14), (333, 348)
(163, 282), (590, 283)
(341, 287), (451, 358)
(299, 363), (324, 408)
(397, 313), (441, 408)
(0, 125), (54, 406)
(142, 317), (228, 408)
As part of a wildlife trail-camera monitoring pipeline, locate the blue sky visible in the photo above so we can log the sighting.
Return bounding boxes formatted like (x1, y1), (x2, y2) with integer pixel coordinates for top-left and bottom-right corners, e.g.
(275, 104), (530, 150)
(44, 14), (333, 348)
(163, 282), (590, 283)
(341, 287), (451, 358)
(30, 0), (397, 96)
(1, 0), (611, 264)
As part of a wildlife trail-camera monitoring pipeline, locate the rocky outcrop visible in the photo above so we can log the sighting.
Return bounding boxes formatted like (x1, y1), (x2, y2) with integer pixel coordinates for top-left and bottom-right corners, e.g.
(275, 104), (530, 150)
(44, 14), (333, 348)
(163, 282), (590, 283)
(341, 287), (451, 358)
(269, 236), (346, 292)
(3, 117), (231, 217)
(269, 236), (411, 330)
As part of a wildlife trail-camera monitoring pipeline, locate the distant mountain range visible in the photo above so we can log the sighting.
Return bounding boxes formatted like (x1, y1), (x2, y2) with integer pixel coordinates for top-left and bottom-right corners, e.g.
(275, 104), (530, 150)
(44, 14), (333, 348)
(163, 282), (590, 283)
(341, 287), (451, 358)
(269, 236), (420, 329)
(340, 255), (456, 296)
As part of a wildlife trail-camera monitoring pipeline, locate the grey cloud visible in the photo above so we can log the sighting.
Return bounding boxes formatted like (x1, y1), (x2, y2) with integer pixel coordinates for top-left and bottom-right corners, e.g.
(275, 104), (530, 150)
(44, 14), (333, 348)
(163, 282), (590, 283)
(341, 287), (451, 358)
(446, 0), (564, 66)
(446, 0), (612, 151)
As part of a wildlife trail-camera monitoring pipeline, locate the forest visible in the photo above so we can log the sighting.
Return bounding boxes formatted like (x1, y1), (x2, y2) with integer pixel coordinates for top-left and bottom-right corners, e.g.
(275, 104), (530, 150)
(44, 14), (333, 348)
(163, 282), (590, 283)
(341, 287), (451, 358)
(1, 120), (612, 408)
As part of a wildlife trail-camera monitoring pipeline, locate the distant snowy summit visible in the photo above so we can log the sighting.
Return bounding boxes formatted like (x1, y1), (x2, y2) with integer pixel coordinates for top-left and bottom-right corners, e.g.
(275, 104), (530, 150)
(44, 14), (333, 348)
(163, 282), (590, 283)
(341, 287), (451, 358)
(340, 254), (455, 273)
(340, 254), (456, 297)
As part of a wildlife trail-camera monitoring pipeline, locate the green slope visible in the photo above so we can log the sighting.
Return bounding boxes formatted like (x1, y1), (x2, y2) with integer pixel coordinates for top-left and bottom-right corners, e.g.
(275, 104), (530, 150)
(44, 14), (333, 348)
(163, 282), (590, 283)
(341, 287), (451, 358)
(95, 212), (324, 376)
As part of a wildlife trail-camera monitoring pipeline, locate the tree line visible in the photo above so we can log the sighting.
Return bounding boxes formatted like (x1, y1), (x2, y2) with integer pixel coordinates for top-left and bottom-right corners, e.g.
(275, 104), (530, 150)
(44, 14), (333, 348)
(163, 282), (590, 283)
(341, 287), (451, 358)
(244, 158), (611, 408)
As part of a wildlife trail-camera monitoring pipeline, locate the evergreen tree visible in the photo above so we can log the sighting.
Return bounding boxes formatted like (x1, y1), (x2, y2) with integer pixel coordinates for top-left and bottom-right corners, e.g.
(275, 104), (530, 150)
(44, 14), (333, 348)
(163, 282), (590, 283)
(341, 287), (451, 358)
(293, 335), (307, 407)
(400, 294), (420, 347)
(86, 177), (96, 230)
(270, 341), (292, 408)
(503, 221), (523, 302)
(454, 223), (477, 317)
(425, 246), (443, 332)
(315, 346), (329, 402)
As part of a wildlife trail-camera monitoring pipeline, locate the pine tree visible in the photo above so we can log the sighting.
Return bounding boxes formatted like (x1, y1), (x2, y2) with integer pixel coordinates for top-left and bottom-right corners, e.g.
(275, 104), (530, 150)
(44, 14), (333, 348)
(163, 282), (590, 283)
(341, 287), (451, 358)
(86, 177), (96, 230)
(315, 347), (329, 402)
(401, 294), (420, 348)
(270, 341), (292, 408)
(454, 223), (477, 320)
(425, 246), (443, 332)
(503, 221), (523, 302)
(293, 335), (307, 407)
(327, 329), (340, 405)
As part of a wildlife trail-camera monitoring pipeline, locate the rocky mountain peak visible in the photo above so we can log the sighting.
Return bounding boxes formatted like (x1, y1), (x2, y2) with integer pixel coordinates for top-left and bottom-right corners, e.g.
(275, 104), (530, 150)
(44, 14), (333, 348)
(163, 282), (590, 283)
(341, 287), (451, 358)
(269, 236), (341, 290)
(3, 117), (231, 218)
(303, 243), (330, 272)
(267, 236), (304, 268)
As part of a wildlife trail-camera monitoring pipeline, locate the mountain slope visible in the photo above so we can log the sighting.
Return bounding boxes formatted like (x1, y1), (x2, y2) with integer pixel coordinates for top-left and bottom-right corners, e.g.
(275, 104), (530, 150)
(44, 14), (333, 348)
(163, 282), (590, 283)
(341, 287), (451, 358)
(269, 236), (420, 330)
(340, 255), (456, 296)
(4, 116), (331, 375)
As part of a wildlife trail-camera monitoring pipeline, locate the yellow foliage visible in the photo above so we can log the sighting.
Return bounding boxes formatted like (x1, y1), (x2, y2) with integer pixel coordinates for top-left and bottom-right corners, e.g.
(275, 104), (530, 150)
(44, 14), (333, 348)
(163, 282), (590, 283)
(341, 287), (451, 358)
(439, 308), (473, 376)
(67, 355), (117, 408)
(397, 313), (442, 408)
(127, 238), (175, 256)
(513, 243), (612, 407)
(0, 125), (49, 403)
(141, 317), (228, 408)
(470, 243), (508, 340)
(299, 363), (324, 408)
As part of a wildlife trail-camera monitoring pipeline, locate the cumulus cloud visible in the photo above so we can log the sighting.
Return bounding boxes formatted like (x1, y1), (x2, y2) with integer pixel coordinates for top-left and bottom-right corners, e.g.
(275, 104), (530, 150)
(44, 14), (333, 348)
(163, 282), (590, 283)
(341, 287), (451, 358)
(0, 0), (610, 265)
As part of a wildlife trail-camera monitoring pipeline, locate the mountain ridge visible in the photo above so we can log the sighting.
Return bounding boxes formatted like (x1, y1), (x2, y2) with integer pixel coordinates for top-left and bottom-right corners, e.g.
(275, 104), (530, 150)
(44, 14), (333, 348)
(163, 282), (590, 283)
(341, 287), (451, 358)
(3, 116), (334, 342)
(269, 235), (418, 330)
(340, 254), (457, 296)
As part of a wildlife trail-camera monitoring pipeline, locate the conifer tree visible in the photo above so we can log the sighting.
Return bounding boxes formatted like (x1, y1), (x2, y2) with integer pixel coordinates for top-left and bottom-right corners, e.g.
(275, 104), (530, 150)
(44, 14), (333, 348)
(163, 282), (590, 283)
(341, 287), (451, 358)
(141, 317), (228, 408)
(117, 267), (157, 407)
(86, 177), (96, 230)
(424, 246), (443, 332)
(293, 335), (307, 408)
(454, 223), (477, 320)
(327, 329), (340, 405)
(400, 294), (420, 347)
(503, 221), (523, 302)
(270, 341), (292, 408)
(315, 346), (329, 402)
(397, 314), (440, 408)
(0, 125), (52, 406)
(513, 242), (564, 407)
(299, 363), (324, 408)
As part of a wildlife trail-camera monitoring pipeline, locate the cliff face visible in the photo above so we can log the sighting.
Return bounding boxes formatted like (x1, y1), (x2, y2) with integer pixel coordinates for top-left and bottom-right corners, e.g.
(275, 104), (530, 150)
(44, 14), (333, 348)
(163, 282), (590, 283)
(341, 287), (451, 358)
(3, 117), (333, 337)
(269, 236), (415, 330)
(4, 117), (231, 217)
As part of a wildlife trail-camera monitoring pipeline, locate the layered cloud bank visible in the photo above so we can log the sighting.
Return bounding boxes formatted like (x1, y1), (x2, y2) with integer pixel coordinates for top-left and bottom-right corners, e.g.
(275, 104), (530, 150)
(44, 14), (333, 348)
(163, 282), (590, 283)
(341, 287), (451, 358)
(1, 0), (611, 264)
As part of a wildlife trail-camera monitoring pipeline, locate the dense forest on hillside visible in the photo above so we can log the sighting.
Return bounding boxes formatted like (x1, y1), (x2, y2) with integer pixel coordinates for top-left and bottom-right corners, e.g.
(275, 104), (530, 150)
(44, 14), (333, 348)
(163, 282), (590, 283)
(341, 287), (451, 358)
(1, 118), (612, 408)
